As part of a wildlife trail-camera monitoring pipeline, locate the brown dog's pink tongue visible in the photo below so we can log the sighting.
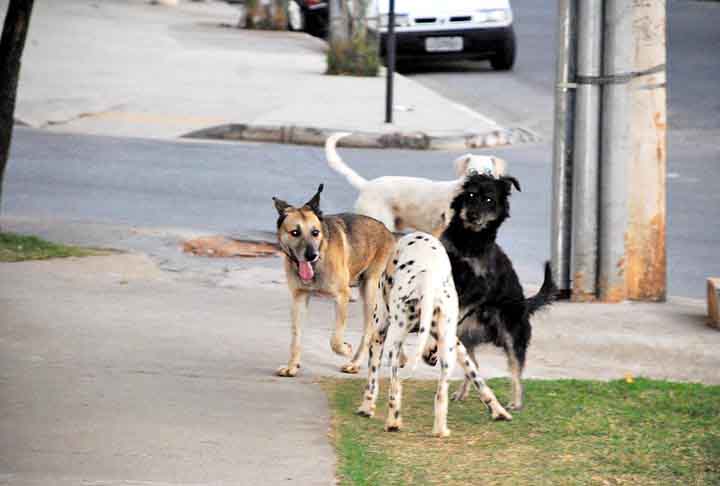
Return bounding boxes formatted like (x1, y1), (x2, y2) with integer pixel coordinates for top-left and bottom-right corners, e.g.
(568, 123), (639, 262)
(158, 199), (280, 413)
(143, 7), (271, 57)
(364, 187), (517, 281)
(298, 261), (314, 281)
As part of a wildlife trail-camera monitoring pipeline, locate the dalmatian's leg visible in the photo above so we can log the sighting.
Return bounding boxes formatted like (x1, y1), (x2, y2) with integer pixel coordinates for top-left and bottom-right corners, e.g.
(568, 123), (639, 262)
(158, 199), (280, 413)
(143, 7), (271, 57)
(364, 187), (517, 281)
(432, 308), (456, 437)
(455, 339), (512, 421)
(451, 346), (478, 401)
(277, 290), (309, 377)
(384, 313), (409, 432)
(357, 327), (385, 417)
(384, 345), (404, 432)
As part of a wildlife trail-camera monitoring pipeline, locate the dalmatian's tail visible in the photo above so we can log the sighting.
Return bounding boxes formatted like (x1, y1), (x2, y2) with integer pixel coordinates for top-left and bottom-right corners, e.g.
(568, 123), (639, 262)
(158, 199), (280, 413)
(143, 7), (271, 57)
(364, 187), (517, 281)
(325, 132), (367, 190)
(411, 271), (436, 372)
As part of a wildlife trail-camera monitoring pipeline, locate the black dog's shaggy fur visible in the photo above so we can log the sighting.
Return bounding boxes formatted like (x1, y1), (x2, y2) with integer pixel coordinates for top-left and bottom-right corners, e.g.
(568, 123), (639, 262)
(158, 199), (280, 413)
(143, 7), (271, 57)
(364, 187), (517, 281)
(439, 173), (558, 410)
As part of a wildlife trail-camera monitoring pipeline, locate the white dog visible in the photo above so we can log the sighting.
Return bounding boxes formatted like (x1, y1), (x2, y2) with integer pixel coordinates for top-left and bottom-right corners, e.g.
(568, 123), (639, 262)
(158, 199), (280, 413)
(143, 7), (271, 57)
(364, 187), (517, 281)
(325, 132), (506, 235)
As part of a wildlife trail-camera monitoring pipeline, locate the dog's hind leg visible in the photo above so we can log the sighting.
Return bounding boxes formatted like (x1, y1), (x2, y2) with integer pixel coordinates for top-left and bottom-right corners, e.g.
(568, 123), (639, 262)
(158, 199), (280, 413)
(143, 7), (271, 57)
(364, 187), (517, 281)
(455, 339), (512, 421)
(331, 289), (354, 370)
(503, 328), (529, 410)
(432, 307), (456, 438)
(277, 290), (309, 377)
(357, 326), (386, 417)
(383, 314), (410, 432)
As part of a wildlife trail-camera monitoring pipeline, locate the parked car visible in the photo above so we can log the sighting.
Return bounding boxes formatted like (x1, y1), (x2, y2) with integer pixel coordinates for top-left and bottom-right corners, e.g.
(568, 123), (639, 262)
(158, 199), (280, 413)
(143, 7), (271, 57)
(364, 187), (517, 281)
(368, 0), (516, 70)
(288, 0), (329, 38)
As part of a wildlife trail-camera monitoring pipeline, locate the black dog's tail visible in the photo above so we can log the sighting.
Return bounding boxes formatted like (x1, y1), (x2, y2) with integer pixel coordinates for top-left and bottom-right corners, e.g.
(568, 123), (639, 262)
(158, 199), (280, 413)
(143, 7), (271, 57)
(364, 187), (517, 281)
(525, 261), (559, 316)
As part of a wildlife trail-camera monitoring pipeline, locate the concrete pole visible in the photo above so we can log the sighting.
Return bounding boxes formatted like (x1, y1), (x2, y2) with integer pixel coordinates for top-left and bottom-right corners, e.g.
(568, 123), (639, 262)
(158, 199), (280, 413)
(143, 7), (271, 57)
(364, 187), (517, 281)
(570, 0), (602, 301)
(550, 0), (576, 298)
(625, 0), (667, 301)
(597, 0), (632, 302)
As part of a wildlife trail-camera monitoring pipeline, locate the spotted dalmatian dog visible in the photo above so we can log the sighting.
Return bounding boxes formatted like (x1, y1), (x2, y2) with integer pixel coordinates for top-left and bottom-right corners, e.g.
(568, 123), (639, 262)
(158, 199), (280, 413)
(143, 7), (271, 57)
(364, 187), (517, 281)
(356, 232), (511, 437)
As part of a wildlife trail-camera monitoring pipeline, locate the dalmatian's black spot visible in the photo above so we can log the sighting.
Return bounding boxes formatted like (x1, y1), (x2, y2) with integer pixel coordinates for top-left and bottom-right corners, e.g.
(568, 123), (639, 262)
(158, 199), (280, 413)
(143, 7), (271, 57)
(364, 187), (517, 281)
(393, 259), (398, 264)
(431, 246), (437, 250)
(394, 410), (400, 419)
(407, 241), (415, 246)
(419, 327), (426, 333)
(407, 260), (415, 266)
(415, 235), (423, 239)
(372, 366), (377, 372)
(471, 371), (477, 378)
(398, 321), (404, 328)
(398, 264), (406, 270)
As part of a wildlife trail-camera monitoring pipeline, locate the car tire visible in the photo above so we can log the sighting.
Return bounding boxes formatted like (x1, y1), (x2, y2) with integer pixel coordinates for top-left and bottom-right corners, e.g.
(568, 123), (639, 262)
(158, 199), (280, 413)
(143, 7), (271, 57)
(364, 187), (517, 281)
(490, 30), (516, 71)
(287, 1), (305, 32)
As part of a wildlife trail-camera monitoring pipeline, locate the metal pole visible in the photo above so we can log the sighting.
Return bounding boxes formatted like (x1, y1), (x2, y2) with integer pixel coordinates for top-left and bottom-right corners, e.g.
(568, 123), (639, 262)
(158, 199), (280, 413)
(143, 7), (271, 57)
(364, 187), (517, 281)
(598, 0), (632, 302)
(385, 0), (396, 124)
(550, 0), (576, 298)
(625, 0), (667, 301)
(570, 0), (602, 301)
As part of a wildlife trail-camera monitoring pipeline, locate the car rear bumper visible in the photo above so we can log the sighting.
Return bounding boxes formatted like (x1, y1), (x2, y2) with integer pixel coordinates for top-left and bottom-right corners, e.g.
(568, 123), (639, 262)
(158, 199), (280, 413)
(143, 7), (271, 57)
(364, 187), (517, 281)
(379, 26), (514, 60)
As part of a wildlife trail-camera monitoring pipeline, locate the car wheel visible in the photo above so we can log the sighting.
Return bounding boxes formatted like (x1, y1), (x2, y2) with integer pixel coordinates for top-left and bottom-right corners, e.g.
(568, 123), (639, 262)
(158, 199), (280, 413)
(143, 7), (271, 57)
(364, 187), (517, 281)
(490, 30), (516, 71)
(287, 1), (305, 31)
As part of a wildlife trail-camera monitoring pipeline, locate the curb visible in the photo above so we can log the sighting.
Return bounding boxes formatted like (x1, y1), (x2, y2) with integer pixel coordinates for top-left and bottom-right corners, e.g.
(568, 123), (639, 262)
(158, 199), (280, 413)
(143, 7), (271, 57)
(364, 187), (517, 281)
(181, 123), (540, 150)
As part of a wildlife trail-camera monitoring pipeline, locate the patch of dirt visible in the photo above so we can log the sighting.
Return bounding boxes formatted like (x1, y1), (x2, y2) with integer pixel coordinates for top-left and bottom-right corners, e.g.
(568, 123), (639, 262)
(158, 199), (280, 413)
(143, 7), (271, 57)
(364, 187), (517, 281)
(183, 236), (281, 258)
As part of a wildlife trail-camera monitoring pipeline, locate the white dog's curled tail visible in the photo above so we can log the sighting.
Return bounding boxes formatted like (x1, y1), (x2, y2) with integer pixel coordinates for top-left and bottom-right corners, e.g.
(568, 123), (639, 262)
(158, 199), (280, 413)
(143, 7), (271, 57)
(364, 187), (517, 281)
(411, 271), (436, 372)
(325, 132), (367, 190)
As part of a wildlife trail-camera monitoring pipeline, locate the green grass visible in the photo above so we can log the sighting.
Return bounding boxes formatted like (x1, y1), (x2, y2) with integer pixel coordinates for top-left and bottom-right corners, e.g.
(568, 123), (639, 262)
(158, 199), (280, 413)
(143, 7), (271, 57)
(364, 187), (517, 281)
(0, 232), (106, 262)
(321, 377), (720, 485)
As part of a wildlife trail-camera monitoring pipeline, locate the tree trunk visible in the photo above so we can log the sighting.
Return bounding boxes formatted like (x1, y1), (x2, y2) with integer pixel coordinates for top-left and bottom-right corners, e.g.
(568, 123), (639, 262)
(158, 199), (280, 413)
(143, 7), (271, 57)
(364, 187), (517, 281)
(328, 0), (349, 44)
(0, 0), (35, 228)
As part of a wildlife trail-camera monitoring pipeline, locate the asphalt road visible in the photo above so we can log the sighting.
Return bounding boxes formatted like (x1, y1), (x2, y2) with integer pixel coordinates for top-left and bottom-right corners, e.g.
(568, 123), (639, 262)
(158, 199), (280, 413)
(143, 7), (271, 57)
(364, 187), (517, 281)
(4, 127), (718, 299)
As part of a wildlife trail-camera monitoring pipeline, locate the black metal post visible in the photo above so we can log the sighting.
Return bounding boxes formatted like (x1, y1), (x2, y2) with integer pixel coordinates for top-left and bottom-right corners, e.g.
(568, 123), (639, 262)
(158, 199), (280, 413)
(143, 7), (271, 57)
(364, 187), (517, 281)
(385, 0), (396, 123)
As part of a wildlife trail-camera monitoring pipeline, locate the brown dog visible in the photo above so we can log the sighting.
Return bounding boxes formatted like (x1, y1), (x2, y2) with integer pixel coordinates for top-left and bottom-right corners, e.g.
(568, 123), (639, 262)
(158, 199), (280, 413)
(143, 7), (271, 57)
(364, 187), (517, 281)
(272, 184), (396, 376)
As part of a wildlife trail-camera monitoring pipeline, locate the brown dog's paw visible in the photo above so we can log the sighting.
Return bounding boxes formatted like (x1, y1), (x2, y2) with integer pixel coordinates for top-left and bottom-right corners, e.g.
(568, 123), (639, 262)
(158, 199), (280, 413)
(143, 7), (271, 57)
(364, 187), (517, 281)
(331, 340), (353, 357)
(340, 363), (360, 374)
(276, 365), (299, 377)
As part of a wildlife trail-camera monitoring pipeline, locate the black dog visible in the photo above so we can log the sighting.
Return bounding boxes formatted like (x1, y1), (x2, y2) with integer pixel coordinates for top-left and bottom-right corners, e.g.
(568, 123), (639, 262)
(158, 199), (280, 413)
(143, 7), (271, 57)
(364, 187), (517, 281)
(439, 173), (558, 410)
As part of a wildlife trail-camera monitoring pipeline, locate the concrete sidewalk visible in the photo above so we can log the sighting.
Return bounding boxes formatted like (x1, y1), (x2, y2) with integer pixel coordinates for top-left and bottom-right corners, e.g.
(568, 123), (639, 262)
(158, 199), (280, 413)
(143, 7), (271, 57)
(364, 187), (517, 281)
(10, 0), (535, 149)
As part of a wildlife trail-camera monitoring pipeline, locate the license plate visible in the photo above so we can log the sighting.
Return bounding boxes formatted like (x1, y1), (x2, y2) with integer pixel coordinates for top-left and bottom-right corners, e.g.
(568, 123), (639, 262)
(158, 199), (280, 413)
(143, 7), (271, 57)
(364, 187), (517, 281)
(425, 36), (463, 52)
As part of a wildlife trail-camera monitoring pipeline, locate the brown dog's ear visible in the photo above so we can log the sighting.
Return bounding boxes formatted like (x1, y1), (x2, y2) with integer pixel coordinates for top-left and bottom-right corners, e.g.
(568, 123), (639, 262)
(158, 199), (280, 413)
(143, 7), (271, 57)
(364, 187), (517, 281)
(303, 184), (324, 217)
(272, 197), (292, 216)
(501, 176), (521, 193)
